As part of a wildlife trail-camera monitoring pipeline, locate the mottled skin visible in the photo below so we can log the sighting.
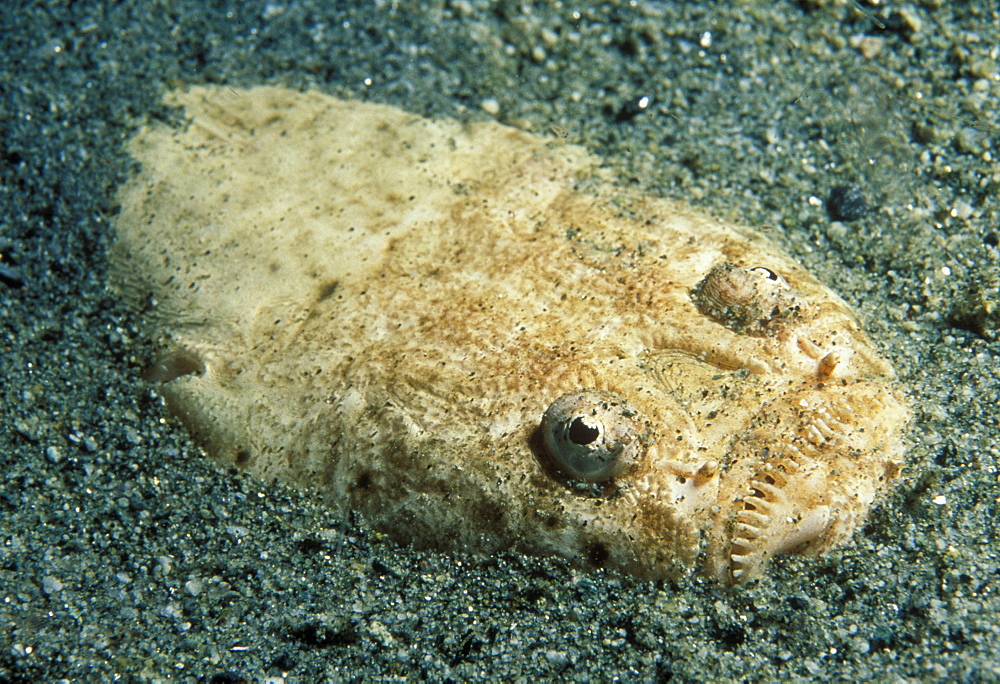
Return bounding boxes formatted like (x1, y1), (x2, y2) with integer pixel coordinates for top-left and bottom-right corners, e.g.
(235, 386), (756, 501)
(112, 86), (910, 583)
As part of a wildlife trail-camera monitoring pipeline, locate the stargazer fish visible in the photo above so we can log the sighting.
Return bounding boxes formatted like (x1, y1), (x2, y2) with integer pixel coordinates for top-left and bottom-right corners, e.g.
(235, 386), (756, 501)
(111, 85), (910, 583)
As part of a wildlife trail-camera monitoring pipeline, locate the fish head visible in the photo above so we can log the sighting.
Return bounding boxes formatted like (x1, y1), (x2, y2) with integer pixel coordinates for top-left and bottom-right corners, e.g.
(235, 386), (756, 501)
(514, 237), (910, 583)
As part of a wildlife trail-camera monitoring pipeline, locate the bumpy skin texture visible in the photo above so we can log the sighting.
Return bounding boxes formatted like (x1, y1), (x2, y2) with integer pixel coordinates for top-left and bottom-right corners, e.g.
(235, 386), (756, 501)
(111, 86), (910, 584)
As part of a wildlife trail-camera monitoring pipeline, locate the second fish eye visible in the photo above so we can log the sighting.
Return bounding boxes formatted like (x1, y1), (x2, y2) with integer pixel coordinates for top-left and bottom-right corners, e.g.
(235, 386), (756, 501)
(540, 390), (647, 483)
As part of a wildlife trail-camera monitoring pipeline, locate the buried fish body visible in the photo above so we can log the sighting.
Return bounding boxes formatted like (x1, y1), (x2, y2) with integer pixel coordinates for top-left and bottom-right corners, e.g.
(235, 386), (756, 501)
(111, 85), (909, 584)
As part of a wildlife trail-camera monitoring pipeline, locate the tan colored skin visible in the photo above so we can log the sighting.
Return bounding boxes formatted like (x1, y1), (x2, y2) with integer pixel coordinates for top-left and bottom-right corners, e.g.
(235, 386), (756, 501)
(111, 86), (910, 583)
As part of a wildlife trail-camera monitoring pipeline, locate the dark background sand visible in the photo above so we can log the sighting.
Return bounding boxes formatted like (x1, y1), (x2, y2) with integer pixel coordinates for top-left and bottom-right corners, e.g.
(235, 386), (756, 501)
(2, 1), (998, 680)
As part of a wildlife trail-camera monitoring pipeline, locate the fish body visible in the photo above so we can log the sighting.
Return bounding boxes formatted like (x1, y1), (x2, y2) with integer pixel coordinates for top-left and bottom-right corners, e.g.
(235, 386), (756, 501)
(112, 86), (909, 583)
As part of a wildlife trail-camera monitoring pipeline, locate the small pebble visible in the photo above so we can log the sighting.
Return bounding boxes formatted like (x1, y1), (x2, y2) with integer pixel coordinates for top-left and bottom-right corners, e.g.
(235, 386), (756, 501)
(544, 649), (569, 666)
(42, 576), (64, 594)
(853, 35), (884, 59)
(615, 95), (652, 122)
(0, 263), (24, 287)
(45, 445), (63, 463)
(894, 7), (923, 36)
(950, 200), (974, 220)
(480, 98), (500, 116)
(827, 184), (871, 222)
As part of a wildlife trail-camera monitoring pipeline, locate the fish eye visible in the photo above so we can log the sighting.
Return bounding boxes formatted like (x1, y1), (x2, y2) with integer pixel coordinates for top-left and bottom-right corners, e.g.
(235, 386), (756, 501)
(540, 390), (647, 482)
(691, 262), (796, 332)
(747, 266), (788, 287)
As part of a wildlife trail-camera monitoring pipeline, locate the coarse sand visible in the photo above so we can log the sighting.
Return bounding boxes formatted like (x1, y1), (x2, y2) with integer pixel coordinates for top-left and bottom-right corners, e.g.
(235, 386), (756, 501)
(1, 1), (998, 681)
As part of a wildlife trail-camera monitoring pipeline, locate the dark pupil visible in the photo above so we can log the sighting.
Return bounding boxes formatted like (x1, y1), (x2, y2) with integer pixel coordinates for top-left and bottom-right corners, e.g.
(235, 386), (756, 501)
(568, 417), (600, 445)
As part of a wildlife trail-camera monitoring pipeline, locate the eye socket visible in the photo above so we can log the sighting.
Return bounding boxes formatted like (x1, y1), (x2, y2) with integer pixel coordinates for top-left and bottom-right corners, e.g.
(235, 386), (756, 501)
(691, 262), (797, 332)
(541, 390), (647, 483)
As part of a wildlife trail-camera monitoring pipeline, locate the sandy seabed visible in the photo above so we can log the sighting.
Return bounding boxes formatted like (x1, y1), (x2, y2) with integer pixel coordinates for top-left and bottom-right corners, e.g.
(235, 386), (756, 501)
(1, 1), (998, 681)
